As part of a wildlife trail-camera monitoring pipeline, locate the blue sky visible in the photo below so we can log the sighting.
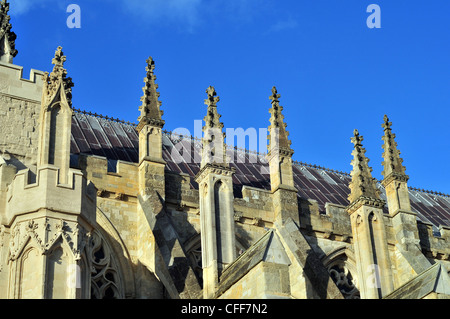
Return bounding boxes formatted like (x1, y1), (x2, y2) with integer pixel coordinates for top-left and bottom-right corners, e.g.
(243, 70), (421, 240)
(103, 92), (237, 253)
(8, 0), (450, 194)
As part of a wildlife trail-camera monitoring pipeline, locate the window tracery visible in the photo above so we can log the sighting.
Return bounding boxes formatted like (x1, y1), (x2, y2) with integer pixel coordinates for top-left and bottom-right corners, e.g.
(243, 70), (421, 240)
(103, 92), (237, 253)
(88, 231), (123, 299)
(325, 252), (360, 299)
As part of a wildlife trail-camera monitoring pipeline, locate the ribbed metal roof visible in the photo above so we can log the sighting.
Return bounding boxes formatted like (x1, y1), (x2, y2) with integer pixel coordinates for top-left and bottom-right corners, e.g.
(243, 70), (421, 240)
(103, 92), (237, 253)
(70, 111), (450, 229)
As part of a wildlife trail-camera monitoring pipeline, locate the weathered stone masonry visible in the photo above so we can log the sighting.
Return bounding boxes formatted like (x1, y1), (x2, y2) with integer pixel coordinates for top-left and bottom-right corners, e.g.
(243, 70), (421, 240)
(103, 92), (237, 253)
(0, 0), (449, 299)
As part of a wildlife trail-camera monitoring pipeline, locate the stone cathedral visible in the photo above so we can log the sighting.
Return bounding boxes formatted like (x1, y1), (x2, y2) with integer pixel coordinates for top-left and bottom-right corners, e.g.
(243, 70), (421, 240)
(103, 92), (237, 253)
(0, 1), (449, 299)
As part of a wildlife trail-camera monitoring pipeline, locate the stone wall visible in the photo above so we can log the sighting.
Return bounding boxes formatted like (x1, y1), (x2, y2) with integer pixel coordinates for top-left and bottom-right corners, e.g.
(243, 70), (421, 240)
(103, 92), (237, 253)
(0, 62), (44, 166)
(218, 262), (291, 299)
(77, 154), (139, 259)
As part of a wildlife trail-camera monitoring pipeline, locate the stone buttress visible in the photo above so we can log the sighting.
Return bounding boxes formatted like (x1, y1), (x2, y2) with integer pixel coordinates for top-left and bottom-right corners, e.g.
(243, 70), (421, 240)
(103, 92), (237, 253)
(135, 57), (201, 299)
(2, 47), (97, 298)
(346, 129), (394, 298)
(195, 86), (236, 299)
(267, 87), (298, 225)
(381, 115), (432, 283)
(1, 0), (449, 299)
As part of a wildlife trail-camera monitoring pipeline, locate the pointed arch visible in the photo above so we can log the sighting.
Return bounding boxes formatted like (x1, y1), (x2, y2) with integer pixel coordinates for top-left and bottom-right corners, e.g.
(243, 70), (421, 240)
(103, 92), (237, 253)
(95, 208), (136, 298)
(87, 230), (125, 299)
(18, 246), (42, 299)
(322, 246), (360, 299)
(45, 237), (72, 299)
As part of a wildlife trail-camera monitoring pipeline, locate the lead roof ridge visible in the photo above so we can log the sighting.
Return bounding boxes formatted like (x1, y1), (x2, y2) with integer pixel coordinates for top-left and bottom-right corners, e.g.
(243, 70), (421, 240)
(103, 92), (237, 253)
(71, 108), (450, 199)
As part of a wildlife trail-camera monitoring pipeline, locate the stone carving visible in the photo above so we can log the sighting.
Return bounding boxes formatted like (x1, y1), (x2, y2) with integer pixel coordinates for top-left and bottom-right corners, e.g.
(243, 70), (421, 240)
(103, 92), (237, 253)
(381, 115), (408, 179)
(233, 212), (243, 222)
(1, 0), (450, 299)
(268, 86), (293, 153)
(0, 0), (18, 60)
(203, 86), (223, 131)
(137, 57), (165, 130)
(9, 220), (123, 299)
(200, 86), (232, 171)
(97, 188), (106, 197)
(205, 86), (220, 107)
(8, 218), (88, 261)
(88, 230), (123, 299)
(381, 115), (411, 190)
(114, 193), (124, 201)
(251, 217), (262, 226)
(195, 164), (235, 185)
(328, 259), (360, 299)
(348, 129), (382, 206)
(42, 46), (74, 108)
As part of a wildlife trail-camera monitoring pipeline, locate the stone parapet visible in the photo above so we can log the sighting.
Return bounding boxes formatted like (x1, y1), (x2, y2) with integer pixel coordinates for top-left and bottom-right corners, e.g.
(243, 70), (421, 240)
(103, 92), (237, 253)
(0, 61), (44, 101)
(5, 165), (96, 225)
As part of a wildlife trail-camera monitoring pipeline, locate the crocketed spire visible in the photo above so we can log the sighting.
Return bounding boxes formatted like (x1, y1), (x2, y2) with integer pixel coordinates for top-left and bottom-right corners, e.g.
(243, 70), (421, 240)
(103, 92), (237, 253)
(203, 86), (224, 131)
(0, 0), (18, 62)
(43, 46), (74, 107)
(137, 57), (165, 129)
(268, 86), (293, 155)
(381, 115), (408, 180)
(348, 129), (381, 204)
(201, 86), (227, 167)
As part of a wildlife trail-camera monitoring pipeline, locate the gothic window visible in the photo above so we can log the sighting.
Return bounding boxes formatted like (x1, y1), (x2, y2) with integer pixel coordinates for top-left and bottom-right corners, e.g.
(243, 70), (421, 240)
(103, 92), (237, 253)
(324, 251), (360, 299)
(188, 245), (203, 286)
(88, 231), (123, 299)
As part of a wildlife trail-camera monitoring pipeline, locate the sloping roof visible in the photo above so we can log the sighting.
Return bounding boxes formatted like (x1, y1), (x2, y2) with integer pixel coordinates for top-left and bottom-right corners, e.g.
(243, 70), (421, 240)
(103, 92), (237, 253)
(214, 230), (290, 298)
(383, 262), (450, 299)
(69, 111), (450, 229)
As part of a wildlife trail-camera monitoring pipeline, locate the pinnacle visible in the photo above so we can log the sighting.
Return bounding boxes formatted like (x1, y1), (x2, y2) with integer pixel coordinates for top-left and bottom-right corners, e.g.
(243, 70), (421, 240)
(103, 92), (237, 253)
(201, 86), (227, 168)
(269, 86), (281, 103)
(51, 46), (67, 71)
(204, 86), (220, 108)
(0, 0), (18, 60)
(0, 0), (9, 14)
(43, 46), (74, 107)
(203, 86), (223, 131)
(348, 129), (380, 204)
(351, 129), (364, 147)
(138, 57), (164, 128)
(382, 115), (407, 179)
(268, 86), (293, 153)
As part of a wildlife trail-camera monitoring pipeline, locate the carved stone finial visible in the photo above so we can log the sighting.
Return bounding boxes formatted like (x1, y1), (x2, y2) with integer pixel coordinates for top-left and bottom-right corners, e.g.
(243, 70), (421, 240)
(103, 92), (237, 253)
(52, 46), (66, 66)
(269, 86), (281, 103)
(146, 56), (155, 73)
(43, 46), (74, 107)
(351, 129), (363, 147)
(348, 129), (381, 204)
(381, 115), (408, 180)
(201, 86), (228, 168)
(203, 86), (223, 130)
(268, 86), (293, 154)
(137, 56), (165, 129)
(205, 86), (220, 107)
(0, 0), (18, 62)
